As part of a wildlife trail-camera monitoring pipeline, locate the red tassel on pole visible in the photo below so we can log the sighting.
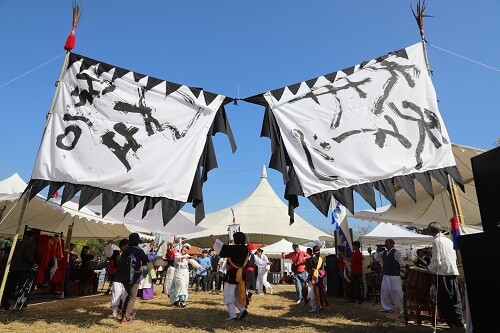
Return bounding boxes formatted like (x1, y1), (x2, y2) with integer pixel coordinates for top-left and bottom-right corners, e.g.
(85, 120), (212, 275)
(63, 2), (82, 51)
(64, 33), (76, 51)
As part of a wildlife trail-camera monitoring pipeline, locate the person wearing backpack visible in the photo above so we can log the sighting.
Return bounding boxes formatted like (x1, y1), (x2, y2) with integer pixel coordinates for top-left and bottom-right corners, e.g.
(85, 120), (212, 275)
(115, 233), (150, 324)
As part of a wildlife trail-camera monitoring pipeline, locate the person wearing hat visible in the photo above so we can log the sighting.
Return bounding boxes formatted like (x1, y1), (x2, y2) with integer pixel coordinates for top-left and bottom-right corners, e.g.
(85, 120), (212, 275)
(281, 243), (310, 304)
(170, 243), (204, 308)
(119, 233), (150, 324)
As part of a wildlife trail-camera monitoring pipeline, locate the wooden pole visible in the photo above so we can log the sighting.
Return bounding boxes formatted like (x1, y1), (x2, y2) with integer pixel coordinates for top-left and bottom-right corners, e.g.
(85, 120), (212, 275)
(0, 188), (30, 303)
(65, 216), (75, 251)
(0, 22), (73, 304)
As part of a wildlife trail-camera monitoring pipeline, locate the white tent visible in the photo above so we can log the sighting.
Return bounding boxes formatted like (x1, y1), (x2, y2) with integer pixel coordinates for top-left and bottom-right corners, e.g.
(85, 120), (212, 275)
(358, 222), (433, 246)
(0, 174), (132, 240)
(260, 239), (336, 258)
(77, 198), (204, 236)
(353, 144), (484, 228)
(177, 166), (334, 248)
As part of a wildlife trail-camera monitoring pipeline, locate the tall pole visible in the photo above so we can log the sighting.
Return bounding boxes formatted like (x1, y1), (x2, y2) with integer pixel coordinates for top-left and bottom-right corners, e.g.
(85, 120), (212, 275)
(0, 3), (81, 304)
(412, 0), (466, 228)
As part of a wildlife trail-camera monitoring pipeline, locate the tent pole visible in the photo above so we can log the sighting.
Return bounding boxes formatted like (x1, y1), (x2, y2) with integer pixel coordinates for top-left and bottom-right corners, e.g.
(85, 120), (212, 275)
(65, 216), (75, 251)
(0, 188), (31, 303)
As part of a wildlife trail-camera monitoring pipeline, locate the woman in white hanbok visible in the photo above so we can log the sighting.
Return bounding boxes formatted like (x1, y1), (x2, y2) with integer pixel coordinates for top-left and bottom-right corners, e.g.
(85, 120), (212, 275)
(170, 243), (203, 308)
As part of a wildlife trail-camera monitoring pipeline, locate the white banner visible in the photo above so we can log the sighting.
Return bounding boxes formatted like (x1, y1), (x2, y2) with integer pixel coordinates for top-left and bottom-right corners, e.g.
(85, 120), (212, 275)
(263, 43), (456, 197)
(32, 54), (225, 202)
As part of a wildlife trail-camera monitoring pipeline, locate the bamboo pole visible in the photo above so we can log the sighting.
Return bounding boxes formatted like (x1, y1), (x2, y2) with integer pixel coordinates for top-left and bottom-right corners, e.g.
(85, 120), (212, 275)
(0, 188), (30, 303)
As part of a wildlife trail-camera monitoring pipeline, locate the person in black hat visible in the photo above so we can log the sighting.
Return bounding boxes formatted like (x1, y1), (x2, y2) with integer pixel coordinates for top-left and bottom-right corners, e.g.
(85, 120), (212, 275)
(119, 233), (149, 324)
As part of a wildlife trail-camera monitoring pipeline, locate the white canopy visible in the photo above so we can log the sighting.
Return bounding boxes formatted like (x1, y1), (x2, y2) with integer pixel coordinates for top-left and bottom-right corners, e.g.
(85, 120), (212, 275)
(0, 174), (132, 240)
(260, 239), (336, 259)
(177, 166), (334, 248)
(76, 198), (204, 237)
(358, 222), (433, 246)
(353, 144), (484, 228)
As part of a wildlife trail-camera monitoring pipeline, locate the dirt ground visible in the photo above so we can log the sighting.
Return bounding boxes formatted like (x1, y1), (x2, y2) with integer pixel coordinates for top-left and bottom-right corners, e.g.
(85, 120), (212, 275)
(0, 284), (453, 333)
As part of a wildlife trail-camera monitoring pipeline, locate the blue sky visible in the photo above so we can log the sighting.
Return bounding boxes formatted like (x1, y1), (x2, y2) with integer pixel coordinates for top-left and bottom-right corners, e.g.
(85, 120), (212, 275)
(1, 1), (499, 235)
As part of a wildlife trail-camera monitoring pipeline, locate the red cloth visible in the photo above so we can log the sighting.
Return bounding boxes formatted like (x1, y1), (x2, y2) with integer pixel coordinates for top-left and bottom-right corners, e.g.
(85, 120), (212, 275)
(51, 240), (67, 292)
(350, 250), (363, 275)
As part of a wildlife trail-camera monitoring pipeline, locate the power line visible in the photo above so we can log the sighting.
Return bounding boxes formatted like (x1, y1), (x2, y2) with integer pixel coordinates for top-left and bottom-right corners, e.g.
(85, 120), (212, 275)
(428, 42), (500, 73)
(0, 53), (66, 89)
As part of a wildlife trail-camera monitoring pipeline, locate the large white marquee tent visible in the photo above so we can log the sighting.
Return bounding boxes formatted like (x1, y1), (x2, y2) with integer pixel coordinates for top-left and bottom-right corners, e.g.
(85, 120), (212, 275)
(178, 166), (334, 248)
(358, 222), (433, 246)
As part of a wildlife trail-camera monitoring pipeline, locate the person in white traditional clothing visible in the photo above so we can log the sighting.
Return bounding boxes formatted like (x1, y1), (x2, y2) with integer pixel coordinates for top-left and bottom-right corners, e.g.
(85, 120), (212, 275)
(170, 243), (203, 308)
(373, 238), (406, 314)
(427, 221), (465, 331)
(210, 232), (249, 321)
(254, 248), (273, 295)
(163, 242), (177, 296)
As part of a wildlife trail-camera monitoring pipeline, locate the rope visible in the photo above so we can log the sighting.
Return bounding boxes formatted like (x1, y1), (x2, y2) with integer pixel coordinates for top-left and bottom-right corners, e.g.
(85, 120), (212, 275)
(428, 42), (500, 73)
(0, 53), (66, 89)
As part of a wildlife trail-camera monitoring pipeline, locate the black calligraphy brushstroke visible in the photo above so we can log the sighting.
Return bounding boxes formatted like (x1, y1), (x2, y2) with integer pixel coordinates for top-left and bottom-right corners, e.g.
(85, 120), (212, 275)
(76, 72), (101, 97)
(56, 125), (82, 151)
(332, 129), (376, 143)
(101, 81), (116, 95)
(113, 87), (163, 136)
(291, 129), (337, 181)
(176, 90), (195, 105)
(289, 78), (371, 130)
(63, 113), (93, 128)
(71, 87), (94, 107)
(373, 115), (412, 148)
(367, 60), (420, 115)
(319, 142), (331, 150)
(101, 123), (141, 172)
(388, 101), (446, 169)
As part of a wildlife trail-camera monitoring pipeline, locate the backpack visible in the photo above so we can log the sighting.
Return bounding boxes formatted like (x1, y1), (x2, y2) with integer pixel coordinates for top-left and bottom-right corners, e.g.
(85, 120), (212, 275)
(115, 249), (139, 283)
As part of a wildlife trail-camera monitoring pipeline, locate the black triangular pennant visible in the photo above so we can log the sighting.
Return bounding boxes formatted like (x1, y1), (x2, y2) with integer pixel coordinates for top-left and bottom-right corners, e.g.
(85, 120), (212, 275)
(133, 72), (146, 82)
(324, 72), (338, 83)
(188, 87), (202, 99)
(353, 183), (377, 210)
(162, 198), (185, 226)
(375, 179), (396, 207)
(142, 197), (162, 218)
(415, 172), (434, 199)
(336, 187), (354, 214)
(79, 186), (103, 210)
(342, 65), (356, 76)
(61, 183), (82, 205)
(124, 194), (144, 216)
(305, 78), (318, 89)
(102, 190), (125, 217)
(445, 166), (465, 192)
(430, 168), (449, 188)
(46, 181), (64, 202)
(28, 179), (50, 201)
(166, 81), (182, 96)
(308, 190), (332, 217)
(203, 91), (218, 106)
(146, 76), (163, 91)
(112, 67), (128, 81)
(270, 87), (286, 101)
(287, 83), (301, 96)
(67, 53), (81, 69)
(396, 175), (416, 203)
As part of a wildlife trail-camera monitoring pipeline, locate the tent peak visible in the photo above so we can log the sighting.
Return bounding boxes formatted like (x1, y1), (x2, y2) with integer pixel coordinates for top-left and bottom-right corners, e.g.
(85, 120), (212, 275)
(261, 165), (267, 179)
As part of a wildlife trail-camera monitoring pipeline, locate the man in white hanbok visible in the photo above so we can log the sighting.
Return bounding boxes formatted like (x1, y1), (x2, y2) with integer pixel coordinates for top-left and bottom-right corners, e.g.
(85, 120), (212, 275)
(254, 248), (273, 295)
(373, 239), (405, 314)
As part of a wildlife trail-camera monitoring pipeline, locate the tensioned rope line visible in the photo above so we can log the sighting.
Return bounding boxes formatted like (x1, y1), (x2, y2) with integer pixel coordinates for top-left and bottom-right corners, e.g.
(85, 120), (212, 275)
(428, 42), (500, 73)
(0, 53), (66, 89)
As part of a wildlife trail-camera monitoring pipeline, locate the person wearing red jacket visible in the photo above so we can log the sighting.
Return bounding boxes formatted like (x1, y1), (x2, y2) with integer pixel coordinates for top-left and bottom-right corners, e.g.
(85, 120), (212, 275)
(281, 243), (311, 304)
